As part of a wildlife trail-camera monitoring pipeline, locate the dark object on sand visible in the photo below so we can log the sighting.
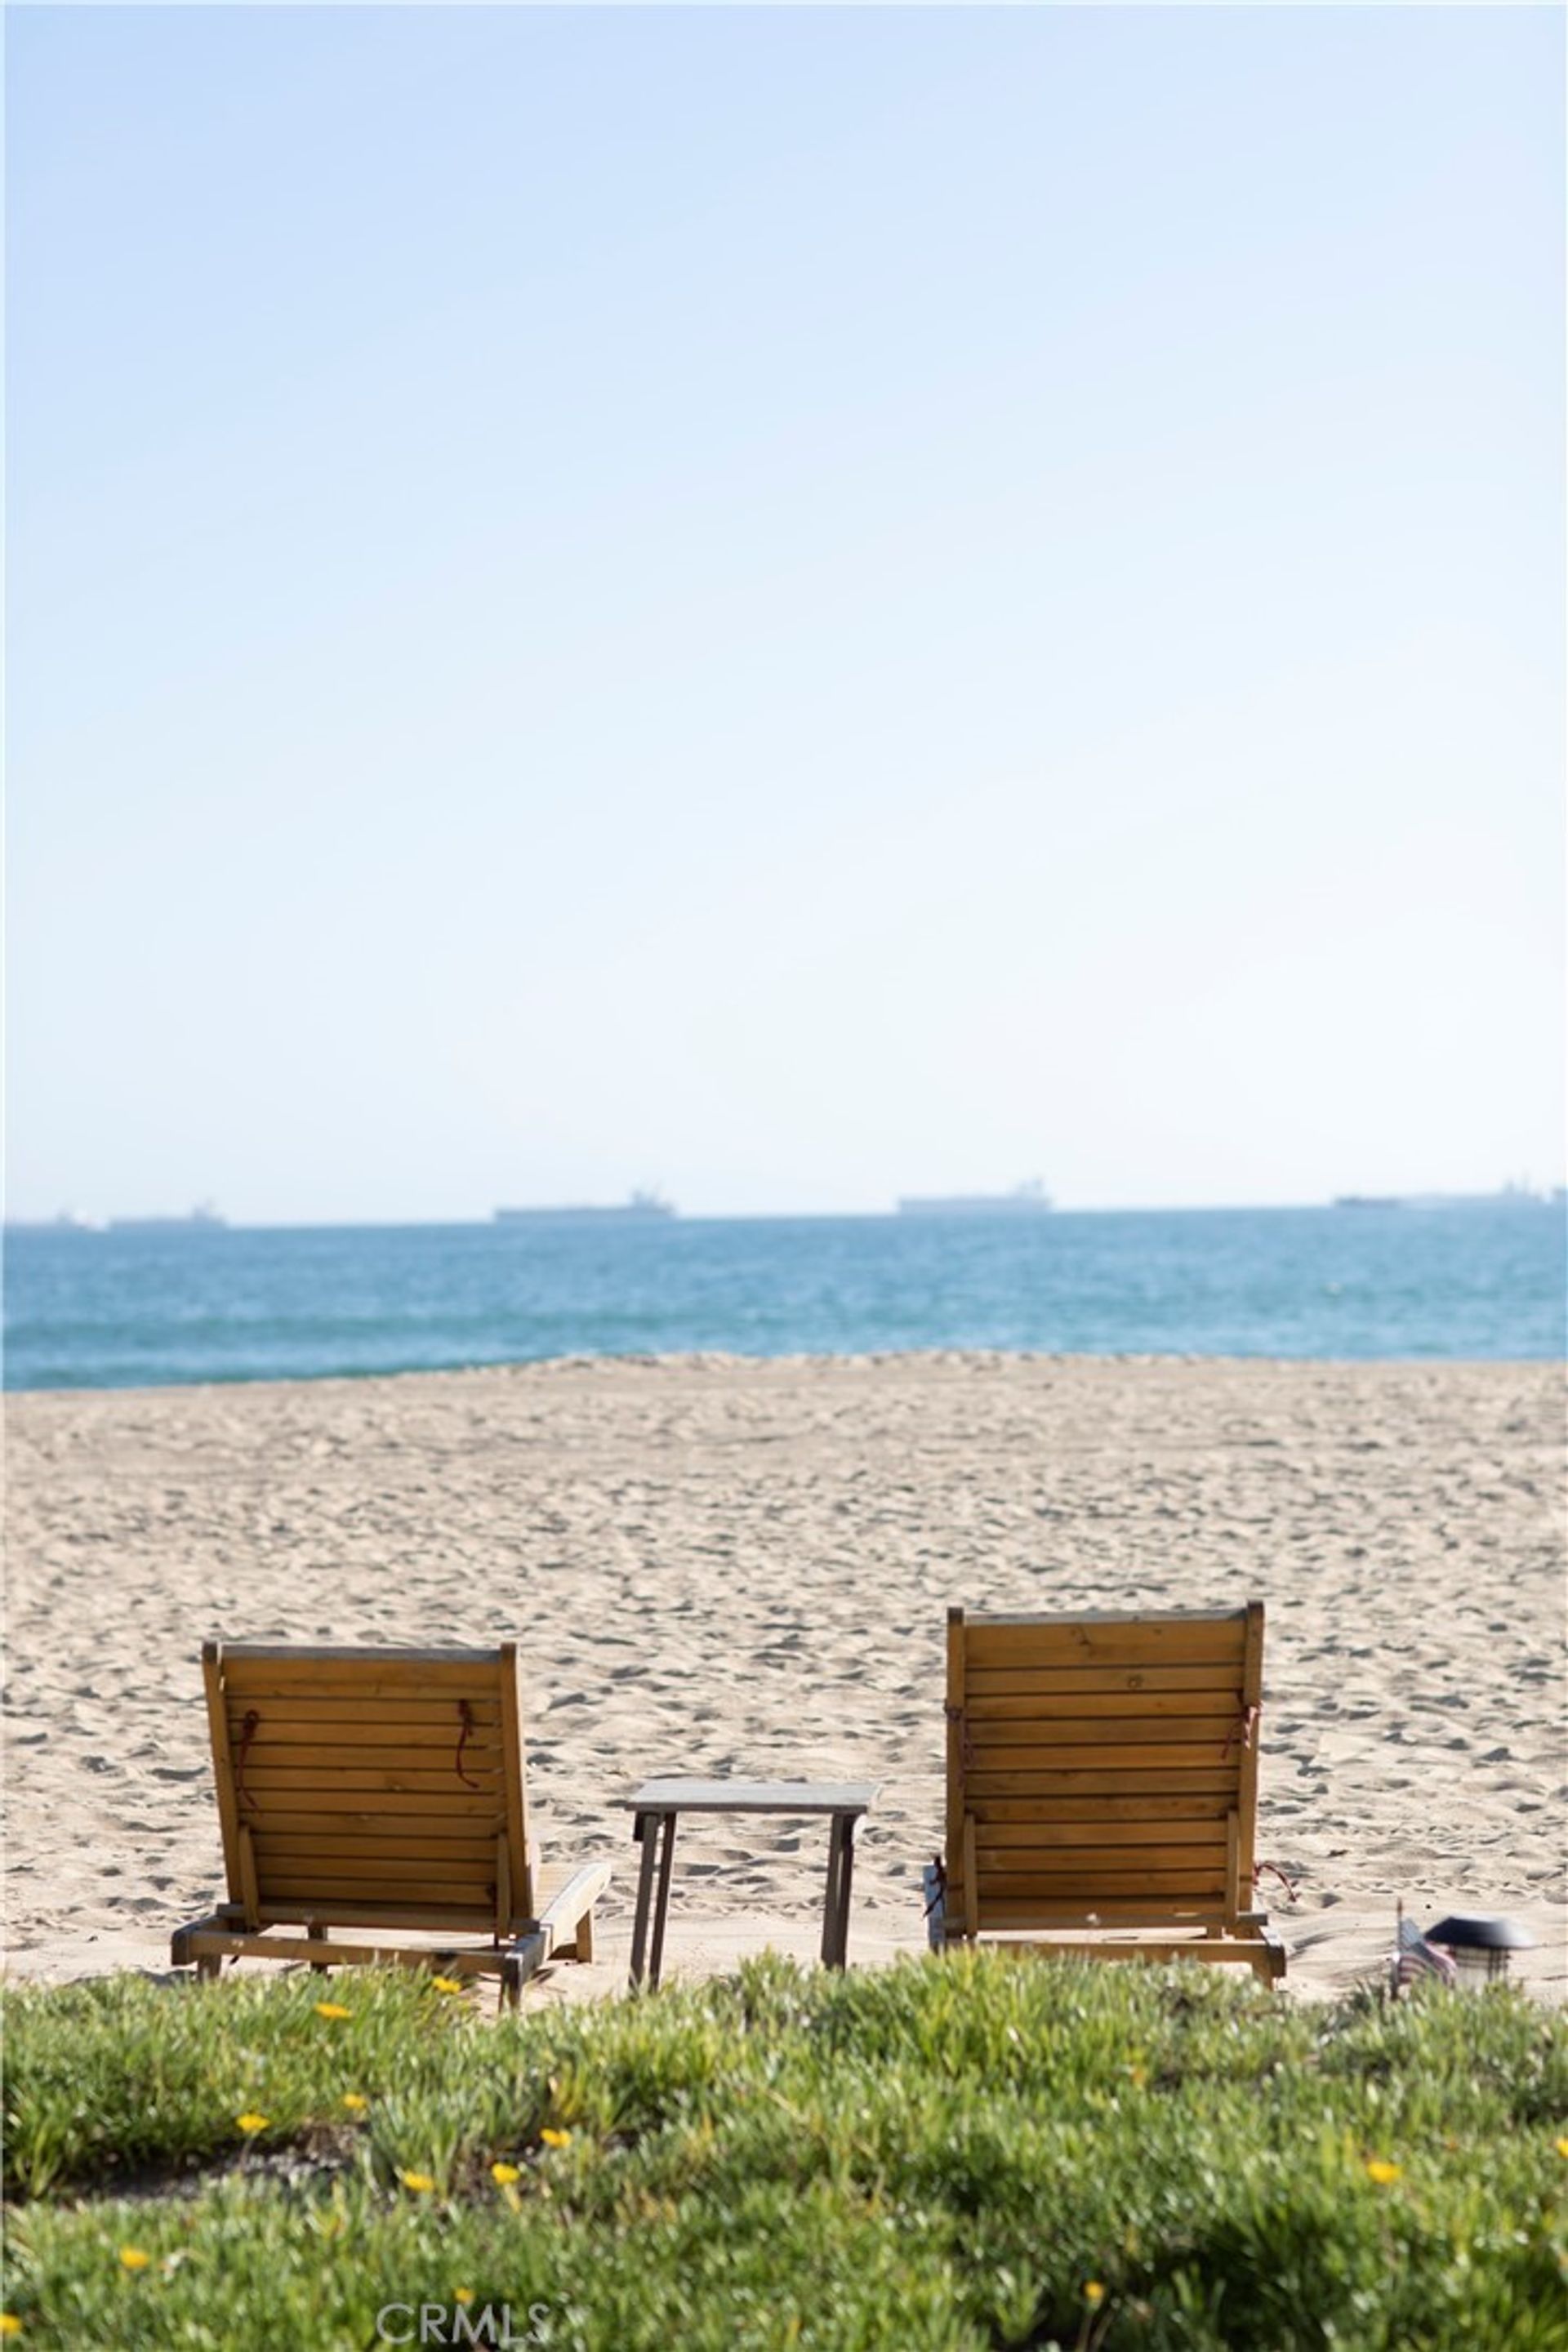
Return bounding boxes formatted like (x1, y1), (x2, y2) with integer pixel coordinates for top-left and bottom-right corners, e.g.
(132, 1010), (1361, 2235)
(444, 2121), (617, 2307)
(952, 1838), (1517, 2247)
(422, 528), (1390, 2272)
(1427, 1913), (1535, 1985)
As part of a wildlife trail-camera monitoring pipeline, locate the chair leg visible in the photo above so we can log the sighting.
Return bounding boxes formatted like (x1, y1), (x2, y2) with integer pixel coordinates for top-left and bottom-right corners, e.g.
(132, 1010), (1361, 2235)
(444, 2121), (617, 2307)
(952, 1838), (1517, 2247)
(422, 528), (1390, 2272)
(501, 1929), (549, 2009)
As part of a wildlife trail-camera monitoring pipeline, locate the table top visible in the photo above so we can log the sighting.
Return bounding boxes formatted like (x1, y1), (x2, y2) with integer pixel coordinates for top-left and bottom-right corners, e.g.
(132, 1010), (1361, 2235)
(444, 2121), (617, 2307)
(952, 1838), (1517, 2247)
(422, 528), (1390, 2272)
(624, 1778), (879, 1816)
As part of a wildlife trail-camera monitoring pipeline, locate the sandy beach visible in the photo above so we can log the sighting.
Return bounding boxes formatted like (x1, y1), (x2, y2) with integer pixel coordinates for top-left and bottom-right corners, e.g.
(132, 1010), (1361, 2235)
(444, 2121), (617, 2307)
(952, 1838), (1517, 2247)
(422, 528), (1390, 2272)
(3, 1354), (1562, 2000)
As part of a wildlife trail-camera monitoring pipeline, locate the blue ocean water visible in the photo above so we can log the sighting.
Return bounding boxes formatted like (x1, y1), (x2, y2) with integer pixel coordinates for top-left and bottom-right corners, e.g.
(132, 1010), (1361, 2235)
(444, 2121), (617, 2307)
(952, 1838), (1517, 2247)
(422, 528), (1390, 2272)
(2, 1206), (1562, 1392)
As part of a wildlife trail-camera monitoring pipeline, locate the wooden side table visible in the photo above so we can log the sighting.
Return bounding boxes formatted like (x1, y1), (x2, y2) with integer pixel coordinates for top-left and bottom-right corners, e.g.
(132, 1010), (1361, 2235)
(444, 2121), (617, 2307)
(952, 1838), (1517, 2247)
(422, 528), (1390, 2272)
(622, 1778), (880, 1989)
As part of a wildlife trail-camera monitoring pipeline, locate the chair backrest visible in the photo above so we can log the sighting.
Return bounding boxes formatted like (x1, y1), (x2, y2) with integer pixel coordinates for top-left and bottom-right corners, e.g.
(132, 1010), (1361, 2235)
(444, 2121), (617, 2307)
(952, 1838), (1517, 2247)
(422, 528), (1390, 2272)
(944, 1605), (1264, 1938)
(201, 1642), (534, 1936)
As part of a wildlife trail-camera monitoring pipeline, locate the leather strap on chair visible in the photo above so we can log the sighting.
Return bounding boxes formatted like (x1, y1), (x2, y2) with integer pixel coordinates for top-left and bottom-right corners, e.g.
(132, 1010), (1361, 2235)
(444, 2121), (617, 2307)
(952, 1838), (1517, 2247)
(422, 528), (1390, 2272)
(1224, 1701), (1260, 1755)
(454, 1699), (481, 1789)
(233, 1710), (261, 1812)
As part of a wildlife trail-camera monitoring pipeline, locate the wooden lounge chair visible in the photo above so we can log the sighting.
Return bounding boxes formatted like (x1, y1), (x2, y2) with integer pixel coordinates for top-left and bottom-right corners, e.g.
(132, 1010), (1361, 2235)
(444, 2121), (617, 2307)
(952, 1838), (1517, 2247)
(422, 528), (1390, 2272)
(937, 1603), (1285, 1984)
(172, 1642), (610, 2003)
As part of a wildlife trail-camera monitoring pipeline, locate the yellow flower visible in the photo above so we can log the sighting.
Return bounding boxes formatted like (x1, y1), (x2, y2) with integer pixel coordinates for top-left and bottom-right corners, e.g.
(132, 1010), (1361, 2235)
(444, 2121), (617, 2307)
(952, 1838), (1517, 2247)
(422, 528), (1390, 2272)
(540, 2127), (571, 2149)
(454, 2291), (474, 2308)
(314, 2001), (352, 2021)
(1084, 2281), (1106, 2307)
(236, 2112), (269, 2135)
(398, 2170), (437, 2194)
(491, 2161), (521, 2186)
(1, 2316), (23, 2336)
(1365, 2159), (1402, 2185)
(1557, 2136), (1568, 2159)
(431, 1976), (463, 1995)
(341, 2093), (369, 2114)
(118, 2247), (151, 2273)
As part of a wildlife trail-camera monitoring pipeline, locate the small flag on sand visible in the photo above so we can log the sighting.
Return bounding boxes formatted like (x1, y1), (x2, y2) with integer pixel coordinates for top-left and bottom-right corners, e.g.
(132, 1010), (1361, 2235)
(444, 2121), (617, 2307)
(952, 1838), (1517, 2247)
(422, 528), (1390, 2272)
(1392, 1911), (1458, 1989)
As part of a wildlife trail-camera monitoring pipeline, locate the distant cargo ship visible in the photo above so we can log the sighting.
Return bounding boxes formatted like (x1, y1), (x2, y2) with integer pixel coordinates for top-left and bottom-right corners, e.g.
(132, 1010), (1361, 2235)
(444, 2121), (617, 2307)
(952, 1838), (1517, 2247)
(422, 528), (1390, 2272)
(1334, 1183), (1555, 1211)
(495, 1190), (676, 1225)
(108, 1203), (226, 1232)
(898, 1180), (1053, 1218)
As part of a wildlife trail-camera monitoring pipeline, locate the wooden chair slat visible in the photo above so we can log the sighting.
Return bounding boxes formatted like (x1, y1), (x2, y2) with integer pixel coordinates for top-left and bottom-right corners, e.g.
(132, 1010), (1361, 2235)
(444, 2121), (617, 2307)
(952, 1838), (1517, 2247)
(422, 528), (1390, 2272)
(225, 1696), (502, 1722)
(969, 1793), (1234, 1824)
(228, 1722), (506, 1755)
(966, 1664), (1246, 1697)
(221, 1662), (503, 1693)
(982, 1909), (1241, 1928)
(966, 1767), (1241, 1798)
(962, 1621), (1248, 1671)
(227, 1702), (501, 1732)
(258, 1855), (498, 1891)
(252, 1824), (501, 1855)
(236, 1788), (505, 1820)
(978, 1869), (1230, 1900)
(251, 1898), (499, 1931)
(968, 1738), (1238, 1771)
(976, 1841), (1228, 1873)
(975, 1818), (1227, 1850)
(969, 1717), (1238, 1750)
(237, 1766), (506, 1794)
(967, 1690), (1244, 1722)
(252, 1824), (496, 1862)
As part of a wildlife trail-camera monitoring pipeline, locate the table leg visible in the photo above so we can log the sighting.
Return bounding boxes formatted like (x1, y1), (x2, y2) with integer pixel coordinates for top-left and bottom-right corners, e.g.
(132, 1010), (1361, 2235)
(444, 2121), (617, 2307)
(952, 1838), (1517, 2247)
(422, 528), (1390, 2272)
(648, 1814), (679, 1989)
(821, 1815), (846, 1966)
(831, 1815), (858, 1967)
(629, 1812), (658, 1989)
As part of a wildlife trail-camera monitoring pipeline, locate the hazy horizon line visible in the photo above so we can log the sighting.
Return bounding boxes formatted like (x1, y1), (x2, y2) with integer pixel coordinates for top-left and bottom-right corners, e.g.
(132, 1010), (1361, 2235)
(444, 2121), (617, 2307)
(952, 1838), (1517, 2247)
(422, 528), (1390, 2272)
(7, 1191), (1566, 1235)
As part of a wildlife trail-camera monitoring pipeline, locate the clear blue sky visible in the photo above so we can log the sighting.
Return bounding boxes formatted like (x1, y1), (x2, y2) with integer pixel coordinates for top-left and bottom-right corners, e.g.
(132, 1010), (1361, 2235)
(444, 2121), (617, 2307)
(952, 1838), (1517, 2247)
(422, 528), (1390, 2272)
(8, 5), (1563, 1221)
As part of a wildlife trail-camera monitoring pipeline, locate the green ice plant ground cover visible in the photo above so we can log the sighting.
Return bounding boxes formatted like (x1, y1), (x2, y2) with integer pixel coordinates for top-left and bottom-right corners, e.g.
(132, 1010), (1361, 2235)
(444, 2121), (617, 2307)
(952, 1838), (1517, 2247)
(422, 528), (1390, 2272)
(2, 1952), (1566, 2350)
